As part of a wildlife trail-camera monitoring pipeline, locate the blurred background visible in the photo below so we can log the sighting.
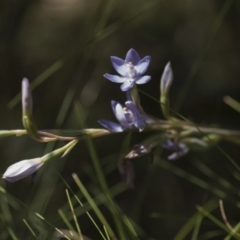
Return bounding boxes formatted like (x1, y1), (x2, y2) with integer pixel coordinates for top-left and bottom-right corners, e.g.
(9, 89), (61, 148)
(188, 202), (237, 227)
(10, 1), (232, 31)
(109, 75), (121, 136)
(1, 0), (240, 239)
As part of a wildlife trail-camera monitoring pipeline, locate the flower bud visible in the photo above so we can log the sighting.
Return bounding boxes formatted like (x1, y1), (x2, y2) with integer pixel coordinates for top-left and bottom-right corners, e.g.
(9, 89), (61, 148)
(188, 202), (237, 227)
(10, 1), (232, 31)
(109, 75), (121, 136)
(160, 62), (173, 119)
(2, 158), (44, 182)
(22, 78), (42, 141)
(160, 62), (173, 96)
(22, 78), (32, 117)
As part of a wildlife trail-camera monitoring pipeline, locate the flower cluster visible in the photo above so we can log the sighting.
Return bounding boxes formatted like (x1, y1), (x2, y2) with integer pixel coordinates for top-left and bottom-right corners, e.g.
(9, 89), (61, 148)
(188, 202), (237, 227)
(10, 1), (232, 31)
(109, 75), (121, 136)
(1, 49), (187, 185)
(99, 49), (155, 133)
(2, 48), (223, 187)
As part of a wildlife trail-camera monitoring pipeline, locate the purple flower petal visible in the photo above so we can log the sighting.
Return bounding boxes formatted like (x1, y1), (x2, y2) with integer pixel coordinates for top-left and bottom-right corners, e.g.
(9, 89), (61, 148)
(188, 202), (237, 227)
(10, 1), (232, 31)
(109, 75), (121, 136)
(125, 101), (138, 112)
(110, 56), (128, 76)
(111, 101), (128, 126)
(120, 80), (135, 91)
(98, 120), (125, 132)
(111, 100), (119, 112)
(104, 74), (126, 83)
(125, 101), (145, 131)
(162, 141), (189, 160)
(135, 56), (151, 75)
(135, 75), (151, 84)
(125, 49), (140, 65)
(135, 120), (145, 132)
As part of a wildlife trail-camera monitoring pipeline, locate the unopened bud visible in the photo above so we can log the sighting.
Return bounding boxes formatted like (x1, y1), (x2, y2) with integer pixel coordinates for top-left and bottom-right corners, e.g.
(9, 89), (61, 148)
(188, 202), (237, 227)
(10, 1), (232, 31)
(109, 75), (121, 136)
(22, 78), (32, 116)
(160, 62), (173, 96)
(160, 62), (173, 119)
(2, 158), (44, 182)
(22, 78), (42, 141)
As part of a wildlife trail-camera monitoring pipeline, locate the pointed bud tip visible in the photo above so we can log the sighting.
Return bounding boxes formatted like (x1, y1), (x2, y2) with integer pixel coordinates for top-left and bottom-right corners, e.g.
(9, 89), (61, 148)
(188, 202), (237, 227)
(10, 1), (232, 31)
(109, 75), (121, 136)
(164, 62), (172, 70)
(111, 100), (118, 107)
(22, 77), (29, 82)
(22, 78), (30, 89)
(161, 61), (173, 95)
(128, 48), (138, 55)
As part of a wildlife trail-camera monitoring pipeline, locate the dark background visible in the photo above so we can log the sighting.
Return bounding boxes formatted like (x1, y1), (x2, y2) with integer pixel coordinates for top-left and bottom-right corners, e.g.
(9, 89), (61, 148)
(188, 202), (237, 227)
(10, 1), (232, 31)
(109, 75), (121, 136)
(1, 0), (240, 239)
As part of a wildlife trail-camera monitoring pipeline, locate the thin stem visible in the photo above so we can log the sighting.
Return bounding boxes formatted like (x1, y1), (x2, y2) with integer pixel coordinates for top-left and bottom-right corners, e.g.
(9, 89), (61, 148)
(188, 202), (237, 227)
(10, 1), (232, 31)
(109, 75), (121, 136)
(219, 199), (240, 237)
(3, 121), (240, 145)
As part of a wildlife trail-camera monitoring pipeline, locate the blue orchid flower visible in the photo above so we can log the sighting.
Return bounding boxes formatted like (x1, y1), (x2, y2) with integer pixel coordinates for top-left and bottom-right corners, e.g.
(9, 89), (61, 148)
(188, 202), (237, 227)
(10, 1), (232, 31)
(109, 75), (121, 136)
(162, 140), (189, 160)
(104, 49), (151, 91)
(98, 100), (152, 132)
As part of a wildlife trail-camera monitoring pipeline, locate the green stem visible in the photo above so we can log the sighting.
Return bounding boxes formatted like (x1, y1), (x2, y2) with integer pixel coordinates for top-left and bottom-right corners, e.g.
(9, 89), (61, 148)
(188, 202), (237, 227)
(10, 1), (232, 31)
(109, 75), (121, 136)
(42, 140), (78, 162)
(3, 121), (240, 145)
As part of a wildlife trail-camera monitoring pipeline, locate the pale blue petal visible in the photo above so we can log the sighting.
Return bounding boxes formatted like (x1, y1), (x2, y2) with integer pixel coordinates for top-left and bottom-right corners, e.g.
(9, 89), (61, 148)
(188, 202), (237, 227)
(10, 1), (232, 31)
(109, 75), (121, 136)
(110, 56), (128, 76)
(135, 75), (151, 84)
(111, 100), (119, 112)
(104, 74), (126, 83)
(135, 120), (145, 132)
(98, 120), (124, 132)
(125, 49), (140, 65)
(111, 100), (128, 126)
(120, 80), (135, 91)
(125, 101), (145, 131)
(125, 101), (138, 112)
(135, 56), (151, 75)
